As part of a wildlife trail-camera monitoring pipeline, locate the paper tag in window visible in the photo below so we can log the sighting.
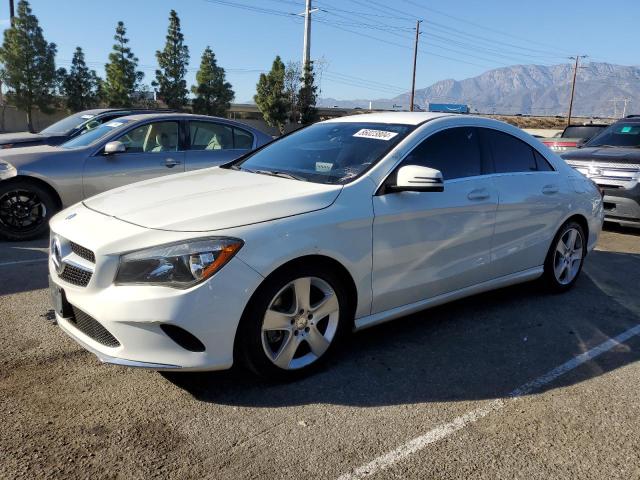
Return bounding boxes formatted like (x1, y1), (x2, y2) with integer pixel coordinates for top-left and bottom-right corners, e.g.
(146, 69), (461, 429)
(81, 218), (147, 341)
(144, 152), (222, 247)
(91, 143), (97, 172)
(80, 114), (95, 119)
(315, 162), (333, 172)
(106, 121), (123, 128)
(353, 128), (398, 141)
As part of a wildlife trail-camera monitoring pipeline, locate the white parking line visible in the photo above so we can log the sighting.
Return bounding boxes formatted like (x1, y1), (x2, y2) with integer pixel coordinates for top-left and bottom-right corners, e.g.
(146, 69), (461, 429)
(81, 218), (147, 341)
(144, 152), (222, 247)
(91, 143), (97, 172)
(338, 323), (640, 480)
(0, 258), (48, 267)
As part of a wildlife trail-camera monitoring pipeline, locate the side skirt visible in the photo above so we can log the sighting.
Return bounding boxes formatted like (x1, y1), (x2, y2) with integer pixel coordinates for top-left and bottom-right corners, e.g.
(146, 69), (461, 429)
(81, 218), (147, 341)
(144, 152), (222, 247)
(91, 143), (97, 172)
(354, 266), (544, 331)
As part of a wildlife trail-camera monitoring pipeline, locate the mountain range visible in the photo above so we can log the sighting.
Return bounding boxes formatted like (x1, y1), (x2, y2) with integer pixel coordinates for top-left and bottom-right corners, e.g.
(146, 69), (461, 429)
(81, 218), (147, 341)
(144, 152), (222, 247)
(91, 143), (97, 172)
(318, 62), (640, 117)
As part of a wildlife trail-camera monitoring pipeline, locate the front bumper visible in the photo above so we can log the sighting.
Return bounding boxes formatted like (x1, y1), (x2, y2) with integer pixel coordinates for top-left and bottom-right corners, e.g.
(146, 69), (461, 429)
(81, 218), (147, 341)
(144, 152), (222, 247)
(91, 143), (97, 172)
(48, 204), (265, 371)
(51, 255), (264, 371)
(602, 183), (640, 227)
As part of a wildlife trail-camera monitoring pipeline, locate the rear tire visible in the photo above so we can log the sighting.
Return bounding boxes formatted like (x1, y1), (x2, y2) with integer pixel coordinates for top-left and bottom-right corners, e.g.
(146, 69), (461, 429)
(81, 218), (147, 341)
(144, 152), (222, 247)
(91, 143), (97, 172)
(237, 263), (352, 381)
(0, 179), (58, 241)
(542, 220), (586, 293)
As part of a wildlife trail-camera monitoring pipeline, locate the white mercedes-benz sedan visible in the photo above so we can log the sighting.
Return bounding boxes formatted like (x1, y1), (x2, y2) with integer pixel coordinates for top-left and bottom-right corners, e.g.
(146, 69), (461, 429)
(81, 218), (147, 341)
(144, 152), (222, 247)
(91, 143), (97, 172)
(48, 112), (604, 379)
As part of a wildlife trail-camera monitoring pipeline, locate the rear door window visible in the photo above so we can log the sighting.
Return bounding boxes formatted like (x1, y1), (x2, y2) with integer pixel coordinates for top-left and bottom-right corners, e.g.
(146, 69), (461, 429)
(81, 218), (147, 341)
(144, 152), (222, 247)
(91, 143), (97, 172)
(482, 129), (538, 173)
(233, 128), (254, 150)
(533, 150), (554, 171)
(189, 121), (234, 150)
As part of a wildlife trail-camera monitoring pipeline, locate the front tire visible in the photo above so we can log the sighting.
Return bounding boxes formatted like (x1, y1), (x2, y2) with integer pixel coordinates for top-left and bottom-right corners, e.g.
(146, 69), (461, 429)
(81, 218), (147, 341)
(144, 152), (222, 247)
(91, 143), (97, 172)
(542, 220), (586, 293)
(0, 179), (58, 241)
(237, 264), (351, 380)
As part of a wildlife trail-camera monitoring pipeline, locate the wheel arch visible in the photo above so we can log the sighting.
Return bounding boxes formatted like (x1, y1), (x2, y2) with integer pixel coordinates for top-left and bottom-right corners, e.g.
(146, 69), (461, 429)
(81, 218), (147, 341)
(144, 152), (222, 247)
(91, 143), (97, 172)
(562, 213), (590, 252)
(3, 174), (63, 210)
(232, 254), (359, 360)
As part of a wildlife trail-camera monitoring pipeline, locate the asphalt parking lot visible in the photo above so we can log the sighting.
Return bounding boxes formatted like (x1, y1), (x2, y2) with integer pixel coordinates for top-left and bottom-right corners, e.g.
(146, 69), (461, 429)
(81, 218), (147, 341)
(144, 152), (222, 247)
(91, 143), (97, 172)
(1, 225), (639, 479)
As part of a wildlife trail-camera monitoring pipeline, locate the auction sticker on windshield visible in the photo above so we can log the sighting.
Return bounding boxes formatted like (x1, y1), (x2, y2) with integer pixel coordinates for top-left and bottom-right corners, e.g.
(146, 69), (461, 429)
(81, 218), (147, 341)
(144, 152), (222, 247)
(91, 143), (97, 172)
(106, 122), (124, 128)
(315, 162), (333, 172)
(353, 129), (399, 141)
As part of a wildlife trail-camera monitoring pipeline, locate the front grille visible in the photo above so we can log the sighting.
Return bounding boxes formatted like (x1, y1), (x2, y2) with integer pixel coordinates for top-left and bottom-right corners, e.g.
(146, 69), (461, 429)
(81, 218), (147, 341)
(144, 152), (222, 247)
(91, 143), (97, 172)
(70, 242), (95, 263)
(69, 306), (120, 348)
(565, 160), (640, 170)
(566, 160), (640, 185)
(60, 264), (92, 287)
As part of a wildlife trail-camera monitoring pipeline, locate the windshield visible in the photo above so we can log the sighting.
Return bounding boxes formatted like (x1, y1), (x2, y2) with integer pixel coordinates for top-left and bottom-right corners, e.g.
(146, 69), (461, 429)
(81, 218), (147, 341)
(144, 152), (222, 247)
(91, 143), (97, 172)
(40, 112), (98, 135)
(61, 119), (132, 149)
(231, 122), (414, 184)
(563, 125), (605, 140)
(586, 123), (640, 148)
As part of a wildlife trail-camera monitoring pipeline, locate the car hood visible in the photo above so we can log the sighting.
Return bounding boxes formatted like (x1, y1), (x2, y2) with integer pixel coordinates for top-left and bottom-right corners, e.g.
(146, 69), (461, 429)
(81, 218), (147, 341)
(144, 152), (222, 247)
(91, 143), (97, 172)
(561, 146), (640, 164)
(83, 167), (343, 232)
(0, 131), (47, 145)
(0, 144), (69, 168)
(542, 137), (581, 143)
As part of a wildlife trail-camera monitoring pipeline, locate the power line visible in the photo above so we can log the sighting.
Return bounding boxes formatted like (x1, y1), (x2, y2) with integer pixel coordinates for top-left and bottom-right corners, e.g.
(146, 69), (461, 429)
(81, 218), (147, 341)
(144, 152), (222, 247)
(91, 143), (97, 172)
(397, 0), (575, 56)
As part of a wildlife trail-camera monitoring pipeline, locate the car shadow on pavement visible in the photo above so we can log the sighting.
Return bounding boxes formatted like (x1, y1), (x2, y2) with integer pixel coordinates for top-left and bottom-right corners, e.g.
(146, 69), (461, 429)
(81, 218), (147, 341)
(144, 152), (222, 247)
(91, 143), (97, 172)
(0, 238), (49, 296)
(603, 222), (640, 237)
(164, 250), (640, 408)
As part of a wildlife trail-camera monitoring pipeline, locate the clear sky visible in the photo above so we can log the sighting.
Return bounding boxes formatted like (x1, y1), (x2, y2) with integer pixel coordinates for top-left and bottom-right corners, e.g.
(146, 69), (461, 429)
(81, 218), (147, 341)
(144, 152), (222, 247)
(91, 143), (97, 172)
(12, 0), (640, 103)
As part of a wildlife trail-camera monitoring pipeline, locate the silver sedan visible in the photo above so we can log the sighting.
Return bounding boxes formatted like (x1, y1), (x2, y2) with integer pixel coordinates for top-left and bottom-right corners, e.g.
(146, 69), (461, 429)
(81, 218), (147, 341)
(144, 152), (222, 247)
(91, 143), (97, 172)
(0, 113), (271, 240)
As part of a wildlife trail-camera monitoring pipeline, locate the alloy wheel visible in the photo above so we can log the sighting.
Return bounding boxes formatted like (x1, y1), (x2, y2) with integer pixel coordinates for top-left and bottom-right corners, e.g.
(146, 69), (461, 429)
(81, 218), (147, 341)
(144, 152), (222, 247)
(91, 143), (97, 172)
(261, 276), (340, 370)
(553, 227), (583, 285)
(0, 189), (47, 233)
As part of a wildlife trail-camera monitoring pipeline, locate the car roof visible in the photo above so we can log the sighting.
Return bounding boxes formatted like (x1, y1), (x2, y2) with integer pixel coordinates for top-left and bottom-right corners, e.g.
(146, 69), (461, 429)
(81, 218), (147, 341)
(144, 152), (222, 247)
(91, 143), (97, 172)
(324, 111), (453, 126)
(113, 112), (269, 137)
(71, 108), (174, 117)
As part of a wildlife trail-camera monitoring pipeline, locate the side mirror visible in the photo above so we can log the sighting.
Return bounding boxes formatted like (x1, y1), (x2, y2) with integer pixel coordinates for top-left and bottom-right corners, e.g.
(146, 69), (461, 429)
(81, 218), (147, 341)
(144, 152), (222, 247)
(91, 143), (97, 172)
(391, 165), (444, 192)
(104, 141), (126, 155)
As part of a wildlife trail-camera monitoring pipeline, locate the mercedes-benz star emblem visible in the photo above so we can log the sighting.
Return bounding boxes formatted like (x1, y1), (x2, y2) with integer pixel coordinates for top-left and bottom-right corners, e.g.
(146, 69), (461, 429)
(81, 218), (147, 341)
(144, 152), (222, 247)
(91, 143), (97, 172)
(51, 237), (64, 275)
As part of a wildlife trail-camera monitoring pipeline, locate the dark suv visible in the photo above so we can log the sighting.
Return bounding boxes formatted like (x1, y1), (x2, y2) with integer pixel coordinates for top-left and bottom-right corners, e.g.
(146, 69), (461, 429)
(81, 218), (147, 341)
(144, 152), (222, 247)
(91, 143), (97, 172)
(0, 108), (173, 150)
(562, 116), (640, 228)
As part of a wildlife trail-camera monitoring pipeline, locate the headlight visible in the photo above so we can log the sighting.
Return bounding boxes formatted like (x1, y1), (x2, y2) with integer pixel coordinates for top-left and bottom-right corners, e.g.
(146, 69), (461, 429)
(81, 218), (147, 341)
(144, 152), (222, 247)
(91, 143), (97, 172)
(0, 160), (17, 180)
(115, 237), (244, 289)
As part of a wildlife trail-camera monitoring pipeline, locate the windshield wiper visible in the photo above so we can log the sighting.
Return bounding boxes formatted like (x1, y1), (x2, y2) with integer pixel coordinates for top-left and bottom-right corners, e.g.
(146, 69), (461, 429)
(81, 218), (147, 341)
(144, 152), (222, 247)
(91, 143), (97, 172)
(245, 168), (307, 182)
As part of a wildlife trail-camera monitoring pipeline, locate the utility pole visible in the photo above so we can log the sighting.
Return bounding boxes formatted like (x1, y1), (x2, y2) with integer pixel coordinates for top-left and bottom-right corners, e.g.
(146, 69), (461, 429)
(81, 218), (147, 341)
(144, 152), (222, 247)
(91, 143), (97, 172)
(9, 0), (14, 25)
(622, 98), (630, 118)
(567, 55), (587, 126)
(300, 0), (317, 69)
(410, 19), (422, 112)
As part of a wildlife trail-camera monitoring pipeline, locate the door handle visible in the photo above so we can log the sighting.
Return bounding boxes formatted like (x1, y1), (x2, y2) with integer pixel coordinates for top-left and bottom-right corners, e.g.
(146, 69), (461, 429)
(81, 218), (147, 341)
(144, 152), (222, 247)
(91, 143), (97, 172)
(542, 184), (559, 195)
(467, 188), (490, 201)
(165, 158), (181, 168)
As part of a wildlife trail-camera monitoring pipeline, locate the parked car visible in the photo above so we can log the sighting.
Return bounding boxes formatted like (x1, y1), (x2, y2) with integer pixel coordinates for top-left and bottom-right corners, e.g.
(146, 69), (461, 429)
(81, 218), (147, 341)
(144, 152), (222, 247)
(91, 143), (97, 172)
(0, 108), (174, 149)
(48, 112), (604, 379)
(562, 116), (640, 228)
(0, 113), (271, 240)
(522, 128), (562, 139)
(541, 123), (608, 152)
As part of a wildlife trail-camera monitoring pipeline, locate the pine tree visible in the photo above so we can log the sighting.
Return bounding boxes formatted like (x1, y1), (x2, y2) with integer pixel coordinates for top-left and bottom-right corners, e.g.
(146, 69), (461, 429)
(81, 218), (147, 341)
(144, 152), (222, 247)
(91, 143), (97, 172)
(191, 46), (234, 116)
(0, 0), (57, 132)
(254, 56), (288, 135)
(297, 61), (318, 125)
(59, 47), (102, 112)
(153, 10), (189, 109)
(103, 21), (144, 107)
